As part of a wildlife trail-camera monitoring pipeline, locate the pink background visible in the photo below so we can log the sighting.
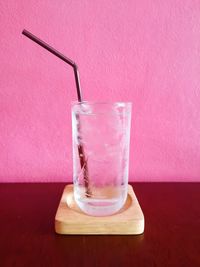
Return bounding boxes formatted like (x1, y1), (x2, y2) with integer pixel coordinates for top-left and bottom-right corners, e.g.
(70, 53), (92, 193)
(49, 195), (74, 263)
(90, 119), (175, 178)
(0, 0), (200, 182)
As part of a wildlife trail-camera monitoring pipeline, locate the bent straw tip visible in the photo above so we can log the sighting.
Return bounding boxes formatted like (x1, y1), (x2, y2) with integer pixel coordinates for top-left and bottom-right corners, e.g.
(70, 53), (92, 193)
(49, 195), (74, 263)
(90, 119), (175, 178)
(22, 29), (31, 36)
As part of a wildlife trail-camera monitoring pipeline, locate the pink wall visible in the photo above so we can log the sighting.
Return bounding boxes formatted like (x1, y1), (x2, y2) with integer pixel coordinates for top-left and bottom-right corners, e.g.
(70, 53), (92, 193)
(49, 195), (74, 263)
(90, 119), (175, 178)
(0, 0), (200, 182)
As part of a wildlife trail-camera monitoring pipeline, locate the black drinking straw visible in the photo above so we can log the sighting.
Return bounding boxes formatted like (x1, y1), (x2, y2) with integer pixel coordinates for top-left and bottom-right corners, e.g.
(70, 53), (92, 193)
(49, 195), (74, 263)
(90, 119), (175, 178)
(22, 29), (91, 196)
(22, 29), (82, 102)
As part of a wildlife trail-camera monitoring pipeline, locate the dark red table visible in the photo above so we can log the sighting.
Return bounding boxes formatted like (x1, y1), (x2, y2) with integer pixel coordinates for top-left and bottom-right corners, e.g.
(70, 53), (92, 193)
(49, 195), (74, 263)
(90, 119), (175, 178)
(0, 183), (199, 267)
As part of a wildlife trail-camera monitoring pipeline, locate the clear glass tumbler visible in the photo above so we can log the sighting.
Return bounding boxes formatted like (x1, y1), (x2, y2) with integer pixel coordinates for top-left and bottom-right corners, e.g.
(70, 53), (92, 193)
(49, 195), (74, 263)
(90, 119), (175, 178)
(72, 101), (132, 216)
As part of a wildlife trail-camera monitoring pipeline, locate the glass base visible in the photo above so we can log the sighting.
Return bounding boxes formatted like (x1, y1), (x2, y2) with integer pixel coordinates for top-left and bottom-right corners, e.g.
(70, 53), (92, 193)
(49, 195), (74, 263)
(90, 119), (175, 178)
(76, 198), (126, 216)
(74, 185), (127, 216)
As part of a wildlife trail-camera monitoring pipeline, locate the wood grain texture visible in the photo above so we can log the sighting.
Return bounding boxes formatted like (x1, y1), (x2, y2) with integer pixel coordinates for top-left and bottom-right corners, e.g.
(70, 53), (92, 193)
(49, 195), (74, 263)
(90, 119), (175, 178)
(0, 183), (200, 267)
(55, 184), (144, 235)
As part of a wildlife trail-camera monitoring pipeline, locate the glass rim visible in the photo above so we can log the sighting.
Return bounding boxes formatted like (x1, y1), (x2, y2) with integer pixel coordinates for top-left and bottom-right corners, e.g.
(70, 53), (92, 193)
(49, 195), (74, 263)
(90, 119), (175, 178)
(71, 101), (132, 106)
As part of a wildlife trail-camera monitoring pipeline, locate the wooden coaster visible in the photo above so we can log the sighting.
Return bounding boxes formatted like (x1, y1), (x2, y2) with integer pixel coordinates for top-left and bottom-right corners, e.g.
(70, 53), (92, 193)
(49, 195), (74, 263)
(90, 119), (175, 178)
(55, 184), (144, 235)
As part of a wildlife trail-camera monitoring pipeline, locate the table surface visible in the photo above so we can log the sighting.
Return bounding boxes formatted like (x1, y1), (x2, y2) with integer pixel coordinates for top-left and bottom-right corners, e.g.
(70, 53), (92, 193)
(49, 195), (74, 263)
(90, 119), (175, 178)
(0, 183), (199, 267)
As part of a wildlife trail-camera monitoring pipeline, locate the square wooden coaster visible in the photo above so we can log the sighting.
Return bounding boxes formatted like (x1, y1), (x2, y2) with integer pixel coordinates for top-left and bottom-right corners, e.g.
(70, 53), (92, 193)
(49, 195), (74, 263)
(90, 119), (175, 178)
(55, 184), (144, 235)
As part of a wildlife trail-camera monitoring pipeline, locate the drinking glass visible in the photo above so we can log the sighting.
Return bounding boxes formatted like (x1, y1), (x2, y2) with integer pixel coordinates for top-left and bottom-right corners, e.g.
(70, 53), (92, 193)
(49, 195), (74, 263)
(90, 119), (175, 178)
(72, 101), (132, 216)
